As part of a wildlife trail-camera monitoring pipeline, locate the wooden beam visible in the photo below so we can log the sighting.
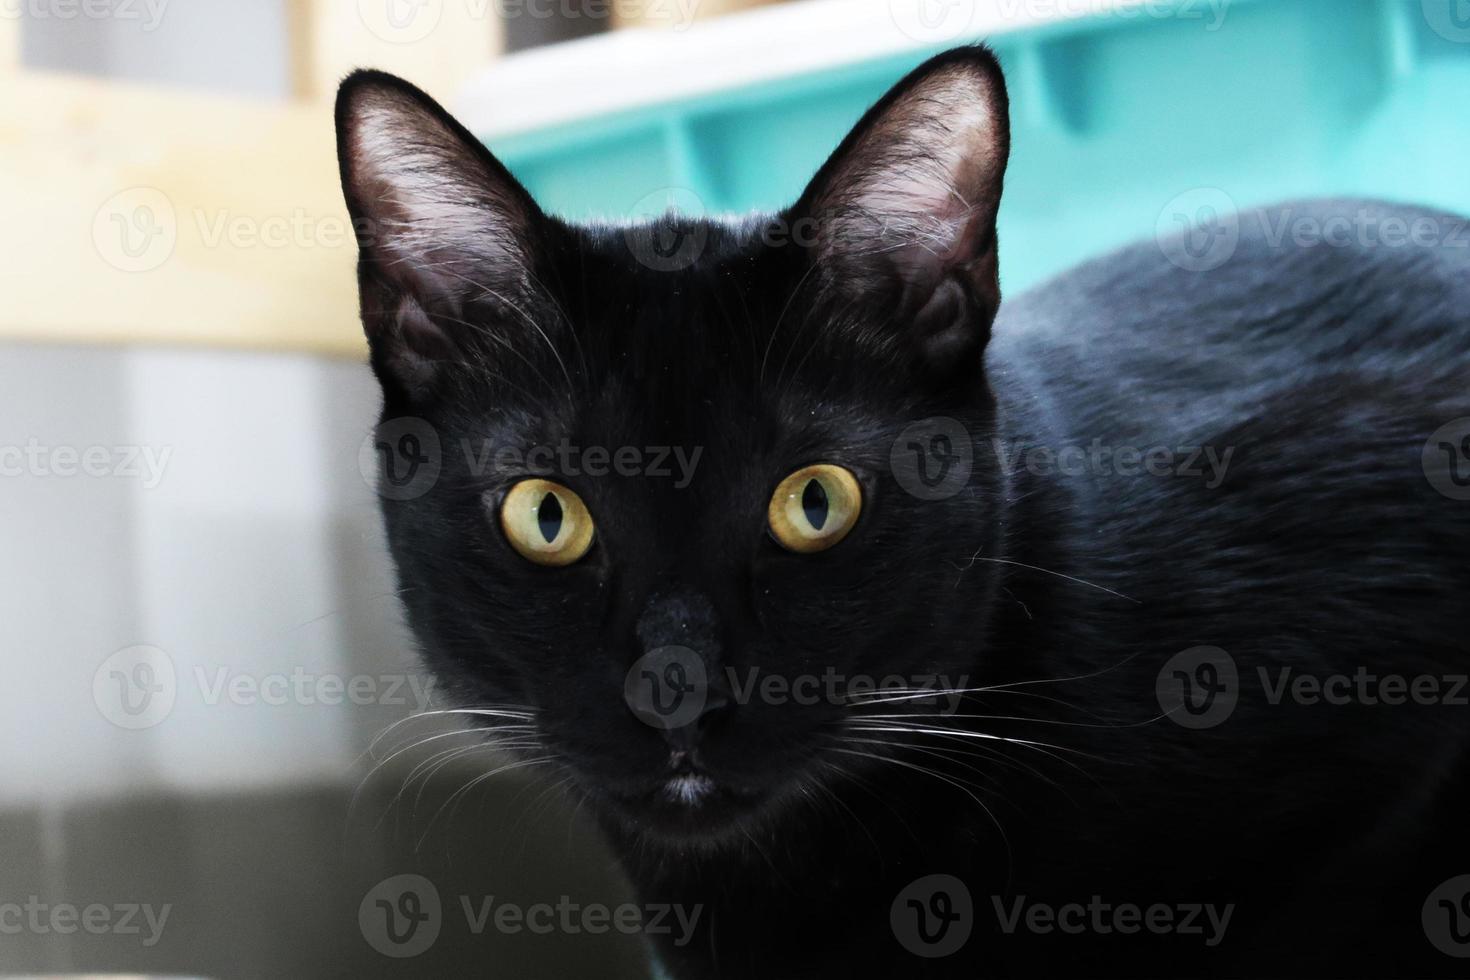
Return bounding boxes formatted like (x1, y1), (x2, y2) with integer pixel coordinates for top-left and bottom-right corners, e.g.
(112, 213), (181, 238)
(288, 0), (504, 106)
(0, 72), (365, 356)
(0, 14), (19, 75)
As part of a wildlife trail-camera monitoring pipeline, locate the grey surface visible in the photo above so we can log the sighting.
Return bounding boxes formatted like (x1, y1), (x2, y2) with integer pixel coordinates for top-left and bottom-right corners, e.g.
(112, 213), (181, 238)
(20, 0), (294, 98)
(0, 344), (645, 977)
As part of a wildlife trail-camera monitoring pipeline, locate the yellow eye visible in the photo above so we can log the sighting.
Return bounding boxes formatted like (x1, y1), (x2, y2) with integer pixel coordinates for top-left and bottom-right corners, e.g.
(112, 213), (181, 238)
(499, 479), (596, 566)
(767, 464), (862, 553)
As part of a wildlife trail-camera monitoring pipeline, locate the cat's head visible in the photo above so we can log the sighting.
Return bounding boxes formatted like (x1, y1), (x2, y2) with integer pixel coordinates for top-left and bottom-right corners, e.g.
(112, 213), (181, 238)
(336, 47), (1011, 842)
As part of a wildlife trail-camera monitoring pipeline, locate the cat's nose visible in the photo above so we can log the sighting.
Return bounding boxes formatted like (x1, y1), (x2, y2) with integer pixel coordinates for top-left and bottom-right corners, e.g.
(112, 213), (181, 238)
(635, 587), (721, 659)
(660, 686), (732, 753)
(632, 587), (733, 747)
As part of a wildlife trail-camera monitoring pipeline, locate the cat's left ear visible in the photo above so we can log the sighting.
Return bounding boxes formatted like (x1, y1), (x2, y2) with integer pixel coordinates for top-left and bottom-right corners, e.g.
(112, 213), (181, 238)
(789, 47), (1010, 375)
(335, 70), (548, 398)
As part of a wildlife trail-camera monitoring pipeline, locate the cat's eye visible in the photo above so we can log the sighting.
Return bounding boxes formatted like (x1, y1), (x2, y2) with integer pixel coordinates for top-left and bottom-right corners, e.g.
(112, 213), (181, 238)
(767, 464), (862, 553)
(499, 479), (596, 566)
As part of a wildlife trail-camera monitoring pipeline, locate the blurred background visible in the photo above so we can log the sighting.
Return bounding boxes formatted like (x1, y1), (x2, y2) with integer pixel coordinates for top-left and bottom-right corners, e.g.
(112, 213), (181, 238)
(2, 0), (1469, 975)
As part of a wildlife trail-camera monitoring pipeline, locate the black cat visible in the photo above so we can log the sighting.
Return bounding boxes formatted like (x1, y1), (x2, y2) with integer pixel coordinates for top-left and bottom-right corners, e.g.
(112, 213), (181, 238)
(336, 46), (1470, 978)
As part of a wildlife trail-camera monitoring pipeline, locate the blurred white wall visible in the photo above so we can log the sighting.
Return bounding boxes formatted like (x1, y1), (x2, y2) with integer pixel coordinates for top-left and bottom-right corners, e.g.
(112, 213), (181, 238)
(0, 346), (424, 806)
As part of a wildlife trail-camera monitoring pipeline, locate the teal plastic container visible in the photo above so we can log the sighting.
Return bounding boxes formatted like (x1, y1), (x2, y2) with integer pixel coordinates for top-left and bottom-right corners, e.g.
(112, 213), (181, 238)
(483, 0), (1470, 292)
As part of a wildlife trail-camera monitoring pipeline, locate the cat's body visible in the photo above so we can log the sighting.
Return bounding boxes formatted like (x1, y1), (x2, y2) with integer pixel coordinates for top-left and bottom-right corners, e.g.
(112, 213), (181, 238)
(628, 199), (1470, 979)
(334, 49), (1470, 979)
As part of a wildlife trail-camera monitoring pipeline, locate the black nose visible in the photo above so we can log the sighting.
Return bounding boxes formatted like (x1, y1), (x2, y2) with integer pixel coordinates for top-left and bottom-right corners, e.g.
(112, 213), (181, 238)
(630, 588), (732, 748)
(661, 686), (732, 752)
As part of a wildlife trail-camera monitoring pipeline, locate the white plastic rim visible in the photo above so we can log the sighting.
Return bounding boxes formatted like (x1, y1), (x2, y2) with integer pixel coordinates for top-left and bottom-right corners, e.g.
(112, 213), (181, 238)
(455, 0), (1148, 137)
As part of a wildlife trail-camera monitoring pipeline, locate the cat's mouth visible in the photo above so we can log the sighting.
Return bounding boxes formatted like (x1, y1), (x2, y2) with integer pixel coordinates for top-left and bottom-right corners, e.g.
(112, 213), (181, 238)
(594, 753), (771, 838)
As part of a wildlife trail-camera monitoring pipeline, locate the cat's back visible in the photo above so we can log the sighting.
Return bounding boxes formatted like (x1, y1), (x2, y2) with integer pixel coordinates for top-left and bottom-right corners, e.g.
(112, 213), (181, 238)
(987, 198), (1470, 671)
(991, 198), (1470, 447)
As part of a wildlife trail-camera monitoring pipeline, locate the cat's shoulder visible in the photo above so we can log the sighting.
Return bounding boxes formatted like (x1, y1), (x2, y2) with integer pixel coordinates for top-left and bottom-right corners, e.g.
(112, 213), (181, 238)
(997, 197), (1470, 350)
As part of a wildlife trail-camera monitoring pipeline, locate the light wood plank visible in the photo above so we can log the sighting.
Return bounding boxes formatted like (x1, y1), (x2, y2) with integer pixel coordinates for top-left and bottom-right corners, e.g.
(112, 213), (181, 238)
(291, 0), (504, 106)
(0, 14), (19, 75)
(0, 72), (366, 356)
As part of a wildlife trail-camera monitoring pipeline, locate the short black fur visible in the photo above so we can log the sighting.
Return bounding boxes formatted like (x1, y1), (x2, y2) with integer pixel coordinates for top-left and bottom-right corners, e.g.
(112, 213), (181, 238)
(336, 49), (1470, 978)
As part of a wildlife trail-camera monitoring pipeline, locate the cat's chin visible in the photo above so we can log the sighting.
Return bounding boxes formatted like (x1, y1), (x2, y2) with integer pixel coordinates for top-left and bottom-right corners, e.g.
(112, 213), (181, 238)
(592, 775), (776, 844)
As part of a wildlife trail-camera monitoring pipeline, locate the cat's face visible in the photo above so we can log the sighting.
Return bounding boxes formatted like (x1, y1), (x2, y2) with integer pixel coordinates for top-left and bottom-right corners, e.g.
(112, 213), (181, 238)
(336, 49), (1011, 841)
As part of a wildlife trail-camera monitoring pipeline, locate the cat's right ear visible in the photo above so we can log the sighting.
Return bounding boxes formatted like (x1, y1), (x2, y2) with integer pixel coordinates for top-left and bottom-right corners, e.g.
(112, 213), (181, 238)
(335, 70), (545, 397)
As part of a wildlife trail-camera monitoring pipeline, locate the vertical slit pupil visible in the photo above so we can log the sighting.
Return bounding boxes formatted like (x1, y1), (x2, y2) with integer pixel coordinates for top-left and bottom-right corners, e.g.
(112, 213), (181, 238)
(537, 491), (564, 543)
(801, 478), (828, 531)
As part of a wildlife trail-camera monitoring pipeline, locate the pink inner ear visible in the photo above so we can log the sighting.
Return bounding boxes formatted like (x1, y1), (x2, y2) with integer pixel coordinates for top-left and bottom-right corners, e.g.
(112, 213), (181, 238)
(343, 85), (535, 314)
(804, 62), (1006, 275)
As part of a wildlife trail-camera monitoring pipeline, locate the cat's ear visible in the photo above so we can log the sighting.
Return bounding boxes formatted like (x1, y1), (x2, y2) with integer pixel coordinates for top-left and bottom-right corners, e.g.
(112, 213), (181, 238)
(789, 47), (1010, 375)
(335, 69), (546, 396)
